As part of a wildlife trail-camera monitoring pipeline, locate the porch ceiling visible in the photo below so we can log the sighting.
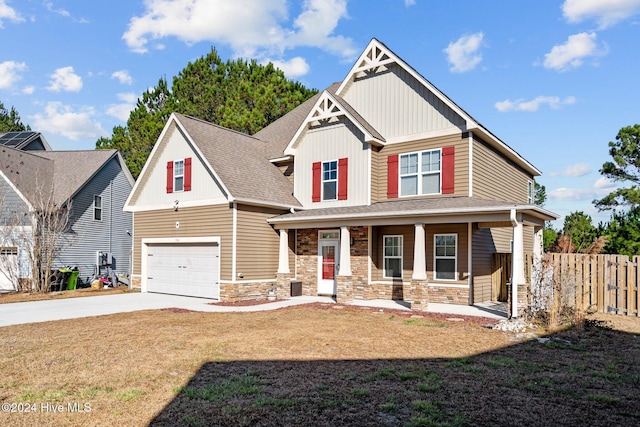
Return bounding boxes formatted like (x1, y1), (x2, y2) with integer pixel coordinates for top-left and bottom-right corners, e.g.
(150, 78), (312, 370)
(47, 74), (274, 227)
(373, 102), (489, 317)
(267, 197), (558, 229)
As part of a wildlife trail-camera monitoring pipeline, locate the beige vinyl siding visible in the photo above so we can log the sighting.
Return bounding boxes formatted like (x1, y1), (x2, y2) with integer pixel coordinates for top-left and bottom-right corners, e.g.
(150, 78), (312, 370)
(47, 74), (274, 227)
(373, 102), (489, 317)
(370, 223), (468, 285)
(294, 119), (370, 208)
(277, 160), (294, 185)
(370, 147), (381, 203)
(472, 224), (537, 303)
(236, 204), (289, 280)
(374, 133), (469, 202)
(341, 63), (466, 139)
(473, 136), (533, 203)
(371, 225), (414, 282)
(133, 204), (233, 280)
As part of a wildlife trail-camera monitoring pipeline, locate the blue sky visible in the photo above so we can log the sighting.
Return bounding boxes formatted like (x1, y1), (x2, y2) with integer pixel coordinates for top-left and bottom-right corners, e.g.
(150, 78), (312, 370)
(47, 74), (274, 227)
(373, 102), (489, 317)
(1, 0), (640, 228)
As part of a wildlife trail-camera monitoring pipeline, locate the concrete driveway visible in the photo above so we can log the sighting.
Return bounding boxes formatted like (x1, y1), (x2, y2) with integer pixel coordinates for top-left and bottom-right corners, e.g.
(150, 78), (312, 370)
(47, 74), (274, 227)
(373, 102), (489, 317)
(0, 293), (505, 328)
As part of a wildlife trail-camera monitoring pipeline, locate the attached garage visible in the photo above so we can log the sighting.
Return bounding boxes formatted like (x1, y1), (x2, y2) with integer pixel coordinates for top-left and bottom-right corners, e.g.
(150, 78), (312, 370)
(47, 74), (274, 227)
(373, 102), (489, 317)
(0, 247), (19, 291)
(145, 240), (220, 299)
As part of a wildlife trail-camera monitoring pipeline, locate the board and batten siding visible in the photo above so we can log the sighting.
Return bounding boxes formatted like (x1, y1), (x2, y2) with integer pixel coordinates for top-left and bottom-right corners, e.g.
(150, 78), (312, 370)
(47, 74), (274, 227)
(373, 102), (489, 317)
(128, 122), (227, 208)
(341, 63), (466, 140)
(294, 119), (370, 208)
(472, 136), (533, 203)
(235, 204), (289, 281)
(133, 204), (233, 281)
(59, 157), (133, 282)
(373, 133), (469, 202)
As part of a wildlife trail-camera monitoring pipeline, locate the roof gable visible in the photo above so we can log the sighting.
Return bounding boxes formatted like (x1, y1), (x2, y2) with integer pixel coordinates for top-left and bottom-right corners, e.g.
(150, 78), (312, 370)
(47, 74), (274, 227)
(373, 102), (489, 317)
(283, 91), (384, 156)
(0, 131), (52, 151)
(126, 113), (300, 210)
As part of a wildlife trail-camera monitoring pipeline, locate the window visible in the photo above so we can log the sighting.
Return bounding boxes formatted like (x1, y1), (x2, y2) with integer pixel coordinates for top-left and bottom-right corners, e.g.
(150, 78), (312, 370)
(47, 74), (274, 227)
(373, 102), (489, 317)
(93, 195), (102, 221)
(322, 160), (337, 200)
(528, 181), (533, 204)
(400, 149), (441, 196)
(174, 160), (184, 192)
(383, 235), (403, 278)
(434, 234), (457, 280)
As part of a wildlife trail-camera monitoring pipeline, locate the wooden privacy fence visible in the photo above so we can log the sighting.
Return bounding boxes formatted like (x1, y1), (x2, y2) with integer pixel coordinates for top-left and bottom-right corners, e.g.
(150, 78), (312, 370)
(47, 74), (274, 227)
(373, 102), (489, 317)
(492, 252), (640, 316)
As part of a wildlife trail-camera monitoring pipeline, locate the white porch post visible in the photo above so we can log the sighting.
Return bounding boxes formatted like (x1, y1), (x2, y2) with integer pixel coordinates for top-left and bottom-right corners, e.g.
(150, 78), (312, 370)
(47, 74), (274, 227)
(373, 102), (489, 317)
(533, 226), (543, 264)
(510, 209), (524, 318)
(412, 223), (427, 280)
(277, 229), (290, 274)
(339, 226), (352, 276)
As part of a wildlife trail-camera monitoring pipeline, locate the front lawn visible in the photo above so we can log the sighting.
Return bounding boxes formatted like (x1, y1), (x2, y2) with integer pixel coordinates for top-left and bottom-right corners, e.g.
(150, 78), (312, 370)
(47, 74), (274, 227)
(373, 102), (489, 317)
(0, 305), (638, 426)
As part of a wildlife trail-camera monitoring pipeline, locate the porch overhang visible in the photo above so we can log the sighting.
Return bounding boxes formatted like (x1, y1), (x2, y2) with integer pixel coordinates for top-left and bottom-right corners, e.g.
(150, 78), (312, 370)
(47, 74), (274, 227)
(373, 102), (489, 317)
(267, 197), (558, 229)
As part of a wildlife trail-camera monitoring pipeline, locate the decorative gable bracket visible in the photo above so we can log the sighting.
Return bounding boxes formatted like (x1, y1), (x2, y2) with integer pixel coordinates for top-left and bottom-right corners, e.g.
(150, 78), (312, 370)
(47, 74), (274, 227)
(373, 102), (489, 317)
(311, 97), (345, 124)
(352, 44), (395, 77)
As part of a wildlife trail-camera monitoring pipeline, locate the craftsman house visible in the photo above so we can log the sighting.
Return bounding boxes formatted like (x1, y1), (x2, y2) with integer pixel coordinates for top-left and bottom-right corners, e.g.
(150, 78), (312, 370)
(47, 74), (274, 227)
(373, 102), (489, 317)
(124, 39), (557, 314)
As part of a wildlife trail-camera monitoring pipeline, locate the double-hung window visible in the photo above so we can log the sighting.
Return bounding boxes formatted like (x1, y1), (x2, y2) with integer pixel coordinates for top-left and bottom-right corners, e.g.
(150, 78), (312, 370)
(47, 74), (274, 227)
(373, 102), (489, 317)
(400, 149), (441, 196)
(93, 195), (102, 221)
(434, 234), (457, 280)
(383, 235), (403, 278)
(174, 160), (184, 192)
(322, 160), (338, 201)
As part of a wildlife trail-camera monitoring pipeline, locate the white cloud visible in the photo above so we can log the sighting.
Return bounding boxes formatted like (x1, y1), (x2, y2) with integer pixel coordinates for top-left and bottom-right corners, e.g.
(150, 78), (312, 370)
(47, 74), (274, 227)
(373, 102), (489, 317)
(265, 57), (310, 78)
(122, 0), (356, 60)
(106, 92), (138, 121)
(0, 0), (23, 28)
(111, 70), (133, 85)
(443, 32), (484, 73)
(543, 32), (605, 71)
(22, 85), (34, 94)
(562, 163), (592, 177)
(30, 102), (107, 140)
(594, 176), (615, 189)
(0, 60), (26, 89)
(47, 66), (83, 92)
(562, 0), (640, 29)
(404, 0), (416, 6)
(44, 1), (70, 17)
(495, 95), (576, 112)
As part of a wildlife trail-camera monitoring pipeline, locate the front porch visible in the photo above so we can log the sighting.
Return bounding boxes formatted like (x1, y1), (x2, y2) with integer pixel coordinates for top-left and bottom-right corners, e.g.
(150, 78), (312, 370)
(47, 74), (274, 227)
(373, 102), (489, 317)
(268, 198), (555, 318)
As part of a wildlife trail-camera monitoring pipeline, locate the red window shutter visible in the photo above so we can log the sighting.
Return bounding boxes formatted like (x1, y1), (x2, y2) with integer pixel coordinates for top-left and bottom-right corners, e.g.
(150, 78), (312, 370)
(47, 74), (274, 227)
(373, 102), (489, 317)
(312, 162), (321, 202)
(387, 154), (399, 199)
(338, 158), (348, 200)
(442, 146), (455, 194)
(184, 157), (192, 191)
(166, 161), (173, 194)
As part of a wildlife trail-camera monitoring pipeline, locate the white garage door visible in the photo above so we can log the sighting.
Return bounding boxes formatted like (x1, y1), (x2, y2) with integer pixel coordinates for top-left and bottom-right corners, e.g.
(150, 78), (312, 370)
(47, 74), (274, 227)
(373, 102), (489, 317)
(147, 243), (219, 299)
(0, 247), (18, 291)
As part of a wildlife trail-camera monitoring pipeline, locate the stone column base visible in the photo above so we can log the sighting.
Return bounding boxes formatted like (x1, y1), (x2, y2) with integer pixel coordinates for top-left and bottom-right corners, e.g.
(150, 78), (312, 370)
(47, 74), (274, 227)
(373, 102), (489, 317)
(507, 283), (528, 318)
(275, 273), (292, 300)
(336, 275), (353, 303)
(411, 280), (429, 311)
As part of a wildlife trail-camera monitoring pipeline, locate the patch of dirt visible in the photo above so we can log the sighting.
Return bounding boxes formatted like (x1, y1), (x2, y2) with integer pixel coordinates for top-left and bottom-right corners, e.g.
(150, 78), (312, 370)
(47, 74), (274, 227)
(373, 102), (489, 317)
(0, 285), (138, 304)
(0, 306), (638, 426)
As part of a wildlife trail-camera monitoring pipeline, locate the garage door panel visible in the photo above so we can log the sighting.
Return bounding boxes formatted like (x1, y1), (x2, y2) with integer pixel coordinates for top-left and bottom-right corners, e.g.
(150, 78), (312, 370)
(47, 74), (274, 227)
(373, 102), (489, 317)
(147, 243), (219, 299)
(0, 247), (18, 291)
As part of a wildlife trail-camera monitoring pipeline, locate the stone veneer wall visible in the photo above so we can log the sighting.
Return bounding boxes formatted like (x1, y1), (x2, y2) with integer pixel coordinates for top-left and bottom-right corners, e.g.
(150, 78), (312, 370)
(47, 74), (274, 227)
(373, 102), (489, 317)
(428, 285), (469, 305)
(354, 282), (412, 300)
(296, 229), (318, 295)
(219, 281), (275, 302)
(131, 275), (141, 289)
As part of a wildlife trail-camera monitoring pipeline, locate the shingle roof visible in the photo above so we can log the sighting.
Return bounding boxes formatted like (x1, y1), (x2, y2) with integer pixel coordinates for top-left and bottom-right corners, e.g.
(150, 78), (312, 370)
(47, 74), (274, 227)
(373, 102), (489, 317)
(0, 147), (117, 207)
(0, 131), (51, 150)
(254, 83), (341, 159)
(35, 150), (117, 205)
(268, 197), (557, 223)
(174, 113), (300, 207)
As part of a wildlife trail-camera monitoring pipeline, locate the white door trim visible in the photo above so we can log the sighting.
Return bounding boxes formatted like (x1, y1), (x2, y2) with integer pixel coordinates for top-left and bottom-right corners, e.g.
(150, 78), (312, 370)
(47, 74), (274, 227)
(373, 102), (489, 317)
(318, 230), (340, 296)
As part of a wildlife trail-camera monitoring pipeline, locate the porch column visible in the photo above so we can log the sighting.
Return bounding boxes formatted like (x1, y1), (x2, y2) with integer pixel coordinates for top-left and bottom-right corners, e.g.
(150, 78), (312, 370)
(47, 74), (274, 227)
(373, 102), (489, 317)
(336, 226), (353, 303)
(412, 223), (427, 280)
(510, 209), (525, 318)
(533, 226), (543, 264)
(411, 223), (429, 311)
(275, 228), (292, 299)
(277, 229), (290, 274)
(338, 226), (352, 276)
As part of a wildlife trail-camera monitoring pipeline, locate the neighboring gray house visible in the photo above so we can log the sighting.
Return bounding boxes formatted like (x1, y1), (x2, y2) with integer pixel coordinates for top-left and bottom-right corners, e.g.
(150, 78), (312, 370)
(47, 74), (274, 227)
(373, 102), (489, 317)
(0, 144), (134, 290)
(0, 131), (52, 151)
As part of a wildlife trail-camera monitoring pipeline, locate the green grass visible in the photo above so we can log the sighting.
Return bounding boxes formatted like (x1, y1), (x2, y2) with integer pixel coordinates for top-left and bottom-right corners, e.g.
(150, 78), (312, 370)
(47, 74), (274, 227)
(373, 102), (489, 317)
(114, 389), (145, 401)
(180, 374), (261, 402)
